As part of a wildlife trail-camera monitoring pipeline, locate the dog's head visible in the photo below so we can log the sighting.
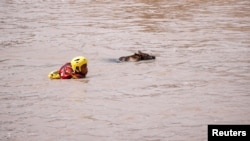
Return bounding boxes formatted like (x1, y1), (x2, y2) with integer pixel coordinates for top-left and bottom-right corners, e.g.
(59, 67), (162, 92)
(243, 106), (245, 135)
(135, 51), (156, 60)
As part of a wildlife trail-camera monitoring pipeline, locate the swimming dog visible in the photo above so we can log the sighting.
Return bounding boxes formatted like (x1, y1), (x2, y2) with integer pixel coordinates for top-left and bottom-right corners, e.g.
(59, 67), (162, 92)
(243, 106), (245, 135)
(119, 51), (156, 62)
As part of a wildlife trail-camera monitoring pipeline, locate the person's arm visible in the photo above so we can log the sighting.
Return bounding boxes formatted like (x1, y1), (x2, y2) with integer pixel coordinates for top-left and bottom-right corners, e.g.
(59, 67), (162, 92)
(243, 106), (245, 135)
(61, 65), (74, 79)
(71, 73), (86, 79)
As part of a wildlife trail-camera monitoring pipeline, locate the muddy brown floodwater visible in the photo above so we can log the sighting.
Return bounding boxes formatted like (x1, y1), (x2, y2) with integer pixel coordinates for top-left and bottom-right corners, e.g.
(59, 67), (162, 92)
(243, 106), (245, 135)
(0, 0), (250, 141)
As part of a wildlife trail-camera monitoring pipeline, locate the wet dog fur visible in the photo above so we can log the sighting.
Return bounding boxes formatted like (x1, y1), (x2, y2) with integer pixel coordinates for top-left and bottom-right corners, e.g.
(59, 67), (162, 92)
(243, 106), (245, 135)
(119, 51), (156, 62)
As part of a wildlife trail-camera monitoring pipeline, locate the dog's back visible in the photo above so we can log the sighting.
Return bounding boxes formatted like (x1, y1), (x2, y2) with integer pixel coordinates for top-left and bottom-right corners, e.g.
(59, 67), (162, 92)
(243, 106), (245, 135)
(119, 55), (141, 62)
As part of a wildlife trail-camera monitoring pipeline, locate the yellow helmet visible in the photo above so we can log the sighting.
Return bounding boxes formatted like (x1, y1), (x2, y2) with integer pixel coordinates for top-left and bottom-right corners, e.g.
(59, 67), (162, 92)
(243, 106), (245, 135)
(71, 56), (88, 73)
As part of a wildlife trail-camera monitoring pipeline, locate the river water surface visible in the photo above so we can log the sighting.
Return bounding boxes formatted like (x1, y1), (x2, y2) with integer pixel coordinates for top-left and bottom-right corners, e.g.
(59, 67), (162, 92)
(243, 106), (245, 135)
(0, 0), (250, 141)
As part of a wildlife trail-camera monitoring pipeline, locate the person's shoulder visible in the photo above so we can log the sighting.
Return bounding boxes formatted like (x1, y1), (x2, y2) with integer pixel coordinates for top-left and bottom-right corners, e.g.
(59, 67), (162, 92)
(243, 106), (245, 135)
(65, 62), (71, 66)
(59, 62), (71, 69)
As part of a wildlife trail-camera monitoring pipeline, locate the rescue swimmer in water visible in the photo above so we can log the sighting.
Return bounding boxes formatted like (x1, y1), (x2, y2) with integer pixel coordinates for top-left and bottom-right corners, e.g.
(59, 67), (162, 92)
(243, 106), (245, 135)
(48, 56), (88, 79)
